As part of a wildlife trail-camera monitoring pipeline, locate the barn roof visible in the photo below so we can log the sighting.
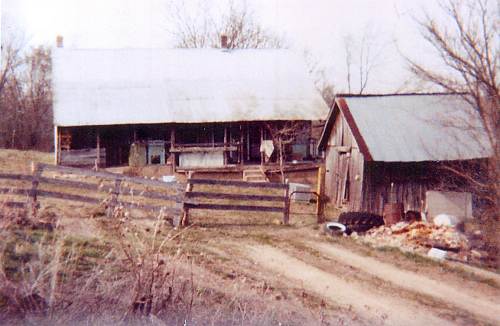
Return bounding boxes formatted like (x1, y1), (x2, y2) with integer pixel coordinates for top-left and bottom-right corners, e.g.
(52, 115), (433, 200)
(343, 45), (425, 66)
(318, 94), (492, 162)
(52, 48), (329, 127)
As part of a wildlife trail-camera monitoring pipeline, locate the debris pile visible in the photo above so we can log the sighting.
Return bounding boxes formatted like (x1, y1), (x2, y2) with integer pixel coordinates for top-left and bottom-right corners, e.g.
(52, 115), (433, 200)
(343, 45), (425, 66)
(358, 221), (472, 262)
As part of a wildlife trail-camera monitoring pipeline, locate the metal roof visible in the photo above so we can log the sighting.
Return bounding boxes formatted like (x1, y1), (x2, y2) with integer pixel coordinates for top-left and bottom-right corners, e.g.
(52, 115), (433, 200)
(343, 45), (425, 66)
(318, 94), (492, 162)
(52, 48), (329, 127)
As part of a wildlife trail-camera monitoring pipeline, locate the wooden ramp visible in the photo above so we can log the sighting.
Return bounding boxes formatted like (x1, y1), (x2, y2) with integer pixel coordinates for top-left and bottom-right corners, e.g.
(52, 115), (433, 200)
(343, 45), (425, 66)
(242, 168), (269, 183)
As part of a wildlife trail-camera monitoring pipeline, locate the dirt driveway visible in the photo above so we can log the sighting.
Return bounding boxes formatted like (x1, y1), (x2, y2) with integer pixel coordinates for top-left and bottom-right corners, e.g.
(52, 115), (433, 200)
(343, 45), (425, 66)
(240, 239), (500, 326)
(177, 209), (499, 326)
(246, 244), (454, 326)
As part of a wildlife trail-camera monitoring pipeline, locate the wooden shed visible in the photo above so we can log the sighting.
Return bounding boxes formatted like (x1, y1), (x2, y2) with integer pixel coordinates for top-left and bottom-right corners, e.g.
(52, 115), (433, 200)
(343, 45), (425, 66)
(317, 94), (492, 215)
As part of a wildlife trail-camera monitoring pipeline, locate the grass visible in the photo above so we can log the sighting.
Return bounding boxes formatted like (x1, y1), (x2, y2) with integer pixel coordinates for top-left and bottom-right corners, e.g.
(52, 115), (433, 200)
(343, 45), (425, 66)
(0, 196), (340, 325)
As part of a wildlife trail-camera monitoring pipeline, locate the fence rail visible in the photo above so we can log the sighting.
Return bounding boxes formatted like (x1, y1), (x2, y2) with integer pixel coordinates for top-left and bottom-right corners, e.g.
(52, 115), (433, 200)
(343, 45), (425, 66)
(1, 163), (296, 226)
(0, 162), (183, 219)
(182, 176), (290, 225)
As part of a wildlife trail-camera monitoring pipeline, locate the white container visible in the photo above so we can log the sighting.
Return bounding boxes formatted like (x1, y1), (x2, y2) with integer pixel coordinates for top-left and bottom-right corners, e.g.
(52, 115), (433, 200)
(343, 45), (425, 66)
(162, 175), (176, 183)
(427, 248), (447, 260)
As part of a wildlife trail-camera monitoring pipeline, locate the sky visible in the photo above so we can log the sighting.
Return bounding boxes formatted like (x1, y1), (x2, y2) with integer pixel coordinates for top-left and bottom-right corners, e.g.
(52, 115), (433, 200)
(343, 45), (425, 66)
(1, 0), (445, 93)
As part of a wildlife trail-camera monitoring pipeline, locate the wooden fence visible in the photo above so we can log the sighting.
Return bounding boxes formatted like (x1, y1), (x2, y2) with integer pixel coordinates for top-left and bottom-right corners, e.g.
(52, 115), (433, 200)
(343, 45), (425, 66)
(0, 162), (183, 219)
(0, 163), (295, 226)
(182, 176), (290, 225)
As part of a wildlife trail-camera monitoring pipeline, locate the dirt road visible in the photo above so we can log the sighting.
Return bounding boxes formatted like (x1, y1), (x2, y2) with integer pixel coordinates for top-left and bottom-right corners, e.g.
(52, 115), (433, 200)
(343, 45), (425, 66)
(247, 245), (454, 326)
(309, 242), (500, 324)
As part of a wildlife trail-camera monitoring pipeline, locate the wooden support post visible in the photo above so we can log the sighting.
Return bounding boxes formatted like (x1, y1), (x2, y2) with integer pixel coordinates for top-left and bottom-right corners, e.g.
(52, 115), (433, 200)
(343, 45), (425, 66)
(54, 126), (59, 165)
(260, 125), (264, 166)
(283, 179), (290, 225)
(171, 127), (176, 172)
(106, 178), (122, 218)
(95, 130), (101, 170)
(29, 162), (42, 219)
(316, 166), (326, 223)
(211, 124), (215, 147)
(223, 126), (228, 165)
(246, 124), (250, 161)
(177, 171), (194, 227)
(239, 124), (244, 164)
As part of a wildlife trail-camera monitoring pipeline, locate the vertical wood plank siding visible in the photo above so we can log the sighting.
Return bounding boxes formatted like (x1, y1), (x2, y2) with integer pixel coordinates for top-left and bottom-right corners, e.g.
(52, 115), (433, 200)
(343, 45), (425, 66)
(324, 113), (364, 211)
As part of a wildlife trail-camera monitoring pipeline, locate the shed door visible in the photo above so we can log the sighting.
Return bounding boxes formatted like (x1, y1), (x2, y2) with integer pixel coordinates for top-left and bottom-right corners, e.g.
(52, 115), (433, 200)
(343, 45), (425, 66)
(324, 146), (335, 201)
(336, 153), (350, 208)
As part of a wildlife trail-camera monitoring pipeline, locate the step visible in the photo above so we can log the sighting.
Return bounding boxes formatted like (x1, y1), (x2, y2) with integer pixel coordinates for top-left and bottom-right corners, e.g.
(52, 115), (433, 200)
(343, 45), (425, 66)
(243, 175), (269, 182)
(243, 171), (263, 175)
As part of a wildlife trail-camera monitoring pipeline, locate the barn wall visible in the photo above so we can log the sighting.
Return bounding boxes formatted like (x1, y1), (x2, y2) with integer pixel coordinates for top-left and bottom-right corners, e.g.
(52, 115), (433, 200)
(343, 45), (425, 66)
(361, 162), (441, 215)
(324, 112), (364, 210)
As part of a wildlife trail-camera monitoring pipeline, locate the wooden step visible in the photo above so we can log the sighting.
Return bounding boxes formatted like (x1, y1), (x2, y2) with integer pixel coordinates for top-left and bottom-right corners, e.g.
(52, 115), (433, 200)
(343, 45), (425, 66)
(242, 168), (269, 183)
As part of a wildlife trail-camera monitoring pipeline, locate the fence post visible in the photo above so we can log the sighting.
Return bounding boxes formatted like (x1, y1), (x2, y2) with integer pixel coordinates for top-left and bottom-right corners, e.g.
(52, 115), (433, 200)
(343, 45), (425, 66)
(316, 166), (326, 223)
(106, 177), (122, 218)
(29, 161), (42, 219)
(283, 179), (290, 225)
(178, 171), (194, 227)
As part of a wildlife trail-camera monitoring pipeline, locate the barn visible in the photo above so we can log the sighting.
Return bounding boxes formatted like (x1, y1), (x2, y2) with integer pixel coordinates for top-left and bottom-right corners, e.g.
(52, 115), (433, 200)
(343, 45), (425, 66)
(317, 93), (492, 215)
(52, 43), (329, 173)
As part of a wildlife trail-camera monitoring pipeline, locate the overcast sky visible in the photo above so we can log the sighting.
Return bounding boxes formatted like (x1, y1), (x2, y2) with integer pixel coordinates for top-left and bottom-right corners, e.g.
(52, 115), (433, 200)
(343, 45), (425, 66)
(2, 0), (445, 93)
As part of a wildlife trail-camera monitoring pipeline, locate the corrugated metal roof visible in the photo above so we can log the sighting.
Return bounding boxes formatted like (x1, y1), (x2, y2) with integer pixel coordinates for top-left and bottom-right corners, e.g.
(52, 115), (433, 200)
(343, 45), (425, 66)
(319, 94), (492, 162)
(52, 48), (329, 127)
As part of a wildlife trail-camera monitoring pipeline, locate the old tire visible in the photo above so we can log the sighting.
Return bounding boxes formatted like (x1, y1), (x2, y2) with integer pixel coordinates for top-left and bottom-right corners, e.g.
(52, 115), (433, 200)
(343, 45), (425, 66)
(324, 222), (347, 236)
(338, 212), (384, 233)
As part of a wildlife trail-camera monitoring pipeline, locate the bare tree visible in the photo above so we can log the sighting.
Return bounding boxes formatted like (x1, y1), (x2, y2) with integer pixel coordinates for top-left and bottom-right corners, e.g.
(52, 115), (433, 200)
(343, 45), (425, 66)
(343, 35), (353, 94)
(265, 121), (307, 182)
(342, 27), (385, 94)
(0, 45), (53, 150)
(407, 0), (499, 264)
(304, 50), (336, 107)
(167, 0), (283, 49)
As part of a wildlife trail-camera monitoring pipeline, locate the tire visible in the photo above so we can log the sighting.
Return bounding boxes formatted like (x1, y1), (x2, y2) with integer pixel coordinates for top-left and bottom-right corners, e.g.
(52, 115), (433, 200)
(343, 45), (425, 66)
(338, 212), (384, 233)
(324, 222), (347, 236)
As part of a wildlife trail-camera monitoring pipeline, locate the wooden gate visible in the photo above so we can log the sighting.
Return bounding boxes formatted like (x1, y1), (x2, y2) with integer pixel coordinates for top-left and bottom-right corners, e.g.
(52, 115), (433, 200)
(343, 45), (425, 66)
(182, 177), (290, 225)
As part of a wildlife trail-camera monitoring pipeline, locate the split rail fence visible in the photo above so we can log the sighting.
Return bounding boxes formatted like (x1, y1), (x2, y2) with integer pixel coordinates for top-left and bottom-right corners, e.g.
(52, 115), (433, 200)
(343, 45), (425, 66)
(0, 163), (183, 218)
(0, 163), (293, 225)
(183, 176), (290, 225)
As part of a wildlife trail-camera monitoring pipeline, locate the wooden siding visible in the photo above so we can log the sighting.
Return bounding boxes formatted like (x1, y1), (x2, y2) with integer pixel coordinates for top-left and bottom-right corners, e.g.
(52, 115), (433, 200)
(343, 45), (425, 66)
(324, 112), (364, 210)
(361, 162), (440, 215)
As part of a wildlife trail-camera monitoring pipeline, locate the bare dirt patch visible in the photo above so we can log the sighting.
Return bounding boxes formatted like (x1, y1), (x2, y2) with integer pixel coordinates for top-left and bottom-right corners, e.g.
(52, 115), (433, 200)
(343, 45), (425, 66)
(246, 244), (454, 326)
(309, 241), (500, 325)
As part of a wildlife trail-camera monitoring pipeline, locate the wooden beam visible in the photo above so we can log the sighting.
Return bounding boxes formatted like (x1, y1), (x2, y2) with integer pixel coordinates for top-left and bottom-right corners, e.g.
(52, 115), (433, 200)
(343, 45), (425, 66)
(170, 146), (237, 153)
(185, 191), (285, 202)
(187, 178), (287, 189)
(184, 202), (283, 213)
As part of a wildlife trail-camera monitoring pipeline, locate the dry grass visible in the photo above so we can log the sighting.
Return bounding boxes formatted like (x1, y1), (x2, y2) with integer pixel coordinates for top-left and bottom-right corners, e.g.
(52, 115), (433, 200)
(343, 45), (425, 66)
(0, 200), (336, 325)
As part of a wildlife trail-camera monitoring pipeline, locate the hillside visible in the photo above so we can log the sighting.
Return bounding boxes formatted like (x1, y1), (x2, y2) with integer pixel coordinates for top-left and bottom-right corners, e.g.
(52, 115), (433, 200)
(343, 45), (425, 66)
(0, 149), (499, 325)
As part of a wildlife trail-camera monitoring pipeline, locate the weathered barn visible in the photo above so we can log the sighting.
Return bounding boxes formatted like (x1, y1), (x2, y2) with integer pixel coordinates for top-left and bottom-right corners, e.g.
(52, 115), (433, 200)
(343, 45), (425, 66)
(52, 44), (329, 171)
(317, 94), (492, 215)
